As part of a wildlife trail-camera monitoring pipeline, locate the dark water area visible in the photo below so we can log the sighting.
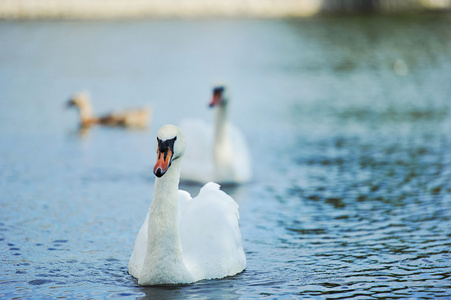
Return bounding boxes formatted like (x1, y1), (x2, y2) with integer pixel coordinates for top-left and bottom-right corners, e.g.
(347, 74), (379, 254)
(1, 16), (451, 299)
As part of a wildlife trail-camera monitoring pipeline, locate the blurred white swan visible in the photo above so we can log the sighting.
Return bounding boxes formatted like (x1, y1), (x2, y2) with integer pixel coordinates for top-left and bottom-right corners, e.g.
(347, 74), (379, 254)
(180, 84), (252, 184)
(128, 125), (246, 286)
(67, 91), (151, 128)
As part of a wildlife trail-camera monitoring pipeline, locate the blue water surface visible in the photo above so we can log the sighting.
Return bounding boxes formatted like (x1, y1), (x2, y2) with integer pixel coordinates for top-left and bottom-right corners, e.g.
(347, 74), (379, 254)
(1, 16), (451, 299)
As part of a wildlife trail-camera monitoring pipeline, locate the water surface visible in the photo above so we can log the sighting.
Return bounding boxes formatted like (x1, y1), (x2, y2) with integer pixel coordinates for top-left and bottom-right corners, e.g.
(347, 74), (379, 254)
(1, 16), (450, 299)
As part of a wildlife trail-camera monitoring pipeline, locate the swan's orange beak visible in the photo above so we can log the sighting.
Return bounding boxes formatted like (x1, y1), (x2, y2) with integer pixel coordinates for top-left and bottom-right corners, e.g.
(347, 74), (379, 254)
(154, 147), (173, 178)
(209, 93), (222, 107)
(209, 86), (225, 108)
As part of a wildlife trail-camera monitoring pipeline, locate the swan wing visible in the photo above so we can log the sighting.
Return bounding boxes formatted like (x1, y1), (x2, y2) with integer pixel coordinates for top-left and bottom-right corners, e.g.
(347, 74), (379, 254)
(177, 189), (193, 221)
(129, 190), (193, 279)
(128, 212), (149, 278)
(179, 182), (246, 280)
(179, 119), (214, 183)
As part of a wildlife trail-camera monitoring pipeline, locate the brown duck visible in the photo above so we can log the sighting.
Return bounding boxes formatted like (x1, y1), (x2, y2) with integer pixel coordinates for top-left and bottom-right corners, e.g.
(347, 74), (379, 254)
(67, 91), (151, 128)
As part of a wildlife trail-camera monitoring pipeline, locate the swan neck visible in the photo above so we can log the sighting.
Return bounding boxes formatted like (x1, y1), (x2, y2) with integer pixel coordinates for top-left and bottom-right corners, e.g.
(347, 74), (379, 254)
(213, 103), (234, 182)
(138, 157), (194, 284)
(147, 158), (182, 253)
(153, 161), (181, 208)
(214, 103), (228, 143)
(78, 101), (95, 122)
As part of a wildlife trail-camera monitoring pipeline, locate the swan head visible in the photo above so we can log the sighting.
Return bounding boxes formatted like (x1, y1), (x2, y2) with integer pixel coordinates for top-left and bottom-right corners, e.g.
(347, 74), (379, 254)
(209, 84), (229, 108)
(153, 124), (186, 178)
(67, 91), (91, 109)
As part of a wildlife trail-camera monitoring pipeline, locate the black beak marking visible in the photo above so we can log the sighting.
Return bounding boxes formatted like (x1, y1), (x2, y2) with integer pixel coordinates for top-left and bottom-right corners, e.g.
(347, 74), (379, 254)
(157, 137), (177, 157)
(155, 168), (163, 178)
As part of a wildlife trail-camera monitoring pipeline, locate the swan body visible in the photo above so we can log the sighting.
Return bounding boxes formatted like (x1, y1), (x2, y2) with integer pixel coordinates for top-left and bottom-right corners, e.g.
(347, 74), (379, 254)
(129, 125), (246, 286)
(180, 85), (252, 184)
(67, 91), (151, 128)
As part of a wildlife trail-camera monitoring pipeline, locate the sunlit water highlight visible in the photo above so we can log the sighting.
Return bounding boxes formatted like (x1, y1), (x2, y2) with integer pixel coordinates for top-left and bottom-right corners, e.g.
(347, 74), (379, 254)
(1, 16), (450, 299)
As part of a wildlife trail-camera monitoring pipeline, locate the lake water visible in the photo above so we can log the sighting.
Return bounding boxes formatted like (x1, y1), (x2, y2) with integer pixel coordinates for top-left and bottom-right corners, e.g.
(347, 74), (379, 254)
(1, 15), (451, 299)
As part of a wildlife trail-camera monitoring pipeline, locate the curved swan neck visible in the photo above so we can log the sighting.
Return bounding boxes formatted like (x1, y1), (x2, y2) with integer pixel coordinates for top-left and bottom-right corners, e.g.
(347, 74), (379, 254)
(213, 102), (234, 182)
(214, 103), (229, 144)
(139, 157), (194, 285)
(148, 158), (182, 244)
(77, 101), (95, 123)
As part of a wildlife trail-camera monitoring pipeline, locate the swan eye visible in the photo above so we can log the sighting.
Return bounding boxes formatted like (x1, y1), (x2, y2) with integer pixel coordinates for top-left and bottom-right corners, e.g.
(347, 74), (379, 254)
(157, 137), (177, 157)
(210, 86), (226, 107)
(212, 87), (224, 100)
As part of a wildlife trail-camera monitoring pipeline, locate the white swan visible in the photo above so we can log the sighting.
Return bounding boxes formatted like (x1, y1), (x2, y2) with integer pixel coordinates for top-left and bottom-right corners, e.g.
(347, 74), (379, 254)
(180, 84), (252, 184)
(128, 124), (246, 286)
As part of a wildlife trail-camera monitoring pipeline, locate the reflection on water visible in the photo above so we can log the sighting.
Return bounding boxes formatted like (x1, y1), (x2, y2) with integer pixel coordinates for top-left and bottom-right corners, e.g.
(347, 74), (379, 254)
(1, 15), (451, 299)
(138, 277), (243, 300)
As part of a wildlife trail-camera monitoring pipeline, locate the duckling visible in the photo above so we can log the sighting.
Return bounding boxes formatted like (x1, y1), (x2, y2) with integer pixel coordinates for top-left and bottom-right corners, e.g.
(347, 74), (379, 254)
(67, 91), (151, 128)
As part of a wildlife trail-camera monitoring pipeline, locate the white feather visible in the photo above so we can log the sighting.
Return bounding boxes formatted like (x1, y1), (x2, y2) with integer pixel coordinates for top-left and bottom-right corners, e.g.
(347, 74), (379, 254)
(128, 125), (246, 285)
(179, 85), (252, 184)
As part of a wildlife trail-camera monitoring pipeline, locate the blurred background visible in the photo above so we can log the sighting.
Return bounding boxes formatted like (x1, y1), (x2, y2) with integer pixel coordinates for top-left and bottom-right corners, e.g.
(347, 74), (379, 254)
(1, 0), (450, 299)
(1, 0), (451, 18)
